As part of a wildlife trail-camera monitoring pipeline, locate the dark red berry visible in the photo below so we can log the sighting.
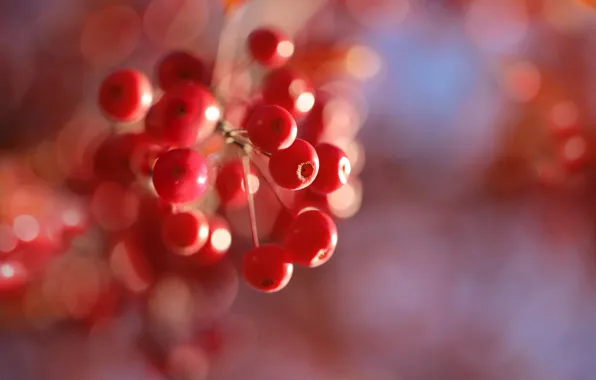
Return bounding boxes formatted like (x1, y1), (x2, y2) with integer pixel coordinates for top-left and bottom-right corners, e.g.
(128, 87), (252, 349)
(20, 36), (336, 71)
(215, 160), (259, 208)
(247, 28), (294, 68)
(261, 68), (315, 117)
(130, 139), (166, 177)
(98, 69), (153, 123)
(152, 148), (210, 204)
(246, 104), (297, 153)
(145, 83), (220, 148)
(157, 51), (208, 92)
(268, 139), (319, 190)
(161, 210), (210, 256)
(194, 216), (232, 266)
(284, 209), (337, 267)
(310, 143), (351, 194)
(241, 244), (293, 292)
(299, 90), (331, 145)
(93, 133), (143, 185)
(293, 189), (330, 214)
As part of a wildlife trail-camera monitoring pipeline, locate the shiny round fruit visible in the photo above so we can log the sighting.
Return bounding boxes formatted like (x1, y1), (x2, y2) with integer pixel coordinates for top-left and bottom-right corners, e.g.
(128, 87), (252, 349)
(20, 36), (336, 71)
(161, 210), (210, 256)
(215, 160), (259, 208)
(247, 28), (294, 68)
(194, 216), (232, 266)
(145, 83), (220, 147)
(284, 209), (337, 267)
(245, 104), (297, 153)
(130, 139), (166, 177)
(157, 51), (208, 92)
(241, 244), (293, 292)
(152, 148), (209, 204)
(310, 143), (351, 194)
(268, 139), (319, 190)
(98, 69), (153, 123)
(262, 68), (314, 117)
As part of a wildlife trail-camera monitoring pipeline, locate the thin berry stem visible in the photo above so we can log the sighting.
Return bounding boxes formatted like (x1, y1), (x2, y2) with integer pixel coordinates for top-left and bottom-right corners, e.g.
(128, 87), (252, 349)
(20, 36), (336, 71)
(216, 119), (272, 157)
(241, 149), (260, 248)
(226, 129), (249, 136)
(249, 156), (292, 211)
(233, 135), (271, 157)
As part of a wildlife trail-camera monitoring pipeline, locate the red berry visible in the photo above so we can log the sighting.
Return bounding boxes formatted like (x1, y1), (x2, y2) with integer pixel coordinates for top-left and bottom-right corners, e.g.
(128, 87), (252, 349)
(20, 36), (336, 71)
(152, 148), (210, 204)
(194, 216), (232, 266)
(157, 51), (208, 92)
(268, 139), (319, 190)
(247, 28), (294, 68)
(130, 139), (166, 177)
(98, 69), (153, 123)
(293, 189), (330, 214)
(94, 133), (143, 185)
(241, 244), (293, 292)
(261, 68), (315, 117)
(246, 104), (297, 153)
(145, 83), (220, 148)
(284, 209), (337, 267)
(161, 210), (210, 256)
(310, 143), (351, 194)
(269, 209), (295, 242)
(299, 90), (330, 145)
(215, 160), (259, 208)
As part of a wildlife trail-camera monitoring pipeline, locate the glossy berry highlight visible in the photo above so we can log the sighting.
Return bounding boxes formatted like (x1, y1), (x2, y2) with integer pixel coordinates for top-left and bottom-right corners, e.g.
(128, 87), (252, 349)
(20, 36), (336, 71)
(215, 160), (259, 208)
(310, 143), (351, 194)
(247, 28), (294, 68)
(269, 139), (319, 190)
(152, 148), (210, 204)
(161, 210), (210, 256)
(262, 68), (315, 117)
(145, 83), (220, 148)
(194, 216), (232, 266)
(98, 69), (153, 123)
(245, 104), (297, 153)
(242, 244), (293, 292)
(284, 209), (337, 267)
(130, 140), (166, 177)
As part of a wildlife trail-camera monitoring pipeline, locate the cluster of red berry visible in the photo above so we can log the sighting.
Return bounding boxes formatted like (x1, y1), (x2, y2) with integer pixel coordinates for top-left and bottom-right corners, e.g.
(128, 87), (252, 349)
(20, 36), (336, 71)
(95, 27), (352, 297)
